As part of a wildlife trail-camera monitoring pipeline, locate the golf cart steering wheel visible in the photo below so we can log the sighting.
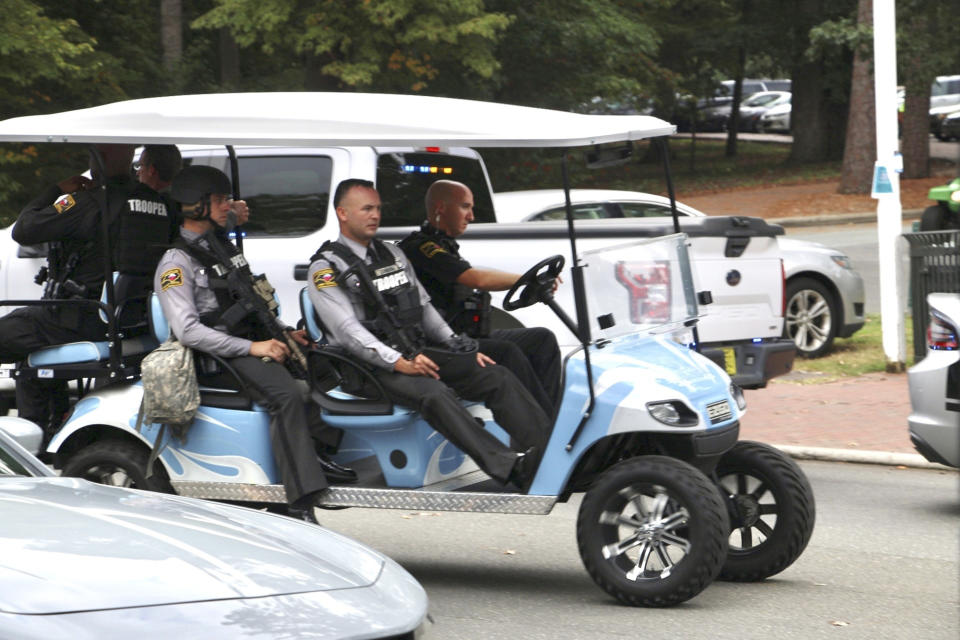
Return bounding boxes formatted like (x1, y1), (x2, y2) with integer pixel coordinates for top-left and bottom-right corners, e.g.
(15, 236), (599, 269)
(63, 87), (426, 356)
(503, 255), (565, 311)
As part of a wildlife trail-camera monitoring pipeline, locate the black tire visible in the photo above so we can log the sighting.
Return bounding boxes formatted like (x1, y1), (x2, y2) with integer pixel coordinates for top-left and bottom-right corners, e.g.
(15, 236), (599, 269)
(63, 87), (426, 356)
(576, 456), (729, 607)
(61, 438), (173, 493)
(783, 276), (837, 358)
(919, 204), (949, 231)
(714, 441), (815, 582)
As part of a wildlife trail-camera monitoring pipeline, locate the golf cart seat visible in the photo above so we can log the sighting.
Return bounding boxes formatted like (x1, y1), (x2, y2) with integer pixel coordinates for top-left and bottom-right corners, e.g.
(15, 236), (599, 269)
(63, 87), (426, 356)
(20, 273), (159, 378)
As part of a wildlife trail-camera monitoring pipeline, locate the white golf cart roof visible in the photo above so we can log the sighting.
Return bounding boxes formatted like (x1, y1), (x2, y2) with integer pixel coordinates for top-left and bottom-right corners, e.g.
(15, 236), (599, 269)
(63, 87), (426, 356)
(0, 92), (674, 147)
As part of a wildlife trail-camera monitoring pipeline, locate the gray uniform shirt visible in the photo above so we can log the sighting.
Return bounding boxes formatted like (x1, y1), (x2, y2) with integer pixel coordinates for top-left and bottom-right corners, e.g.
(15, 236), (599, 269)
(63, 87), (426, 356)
(307, 234), (456, 370)
(154, 228), (253, 358)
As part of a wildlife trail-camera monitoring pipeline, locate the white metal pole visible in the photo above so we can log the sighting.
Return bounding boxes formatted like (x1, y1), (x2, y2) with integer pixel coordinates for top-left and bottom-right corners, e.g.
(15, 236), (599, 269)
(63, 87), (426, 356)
(872, 0), (906, 371)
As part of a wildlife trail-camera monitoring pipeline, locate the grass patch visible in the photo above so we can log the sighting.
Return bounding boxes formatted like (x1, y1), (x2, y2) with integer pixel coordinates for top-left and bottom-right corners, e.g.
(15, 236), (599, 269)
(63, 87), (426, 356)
(788, 314), (915, 383)
(482, 138), (842, 197)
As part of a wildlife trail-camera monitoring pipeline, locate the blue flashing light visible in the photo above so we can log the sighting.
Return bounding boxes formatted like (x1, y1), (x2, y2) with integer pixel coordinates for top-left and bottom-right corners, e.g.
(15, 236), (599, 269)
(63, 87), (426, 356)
(418, 165), (430, 173)
(402, 164), (416, 172)
(752, 337), (762, 343)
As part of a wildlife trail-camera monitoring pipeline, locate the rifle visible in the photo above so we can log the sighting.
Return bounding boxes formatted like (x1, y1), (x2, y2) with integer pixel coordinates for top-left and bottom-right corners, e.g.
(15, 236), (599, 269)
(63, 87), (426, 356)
(201, 231), (310, 377)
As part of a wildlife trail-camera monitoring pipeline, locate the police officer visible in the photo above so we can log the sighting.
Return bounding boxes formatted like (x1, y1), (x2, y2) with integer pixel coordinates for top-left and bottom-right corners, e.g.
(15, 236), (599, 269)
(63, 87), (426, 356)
(154, 165), (352, 514)
(0, 144), (165, 444)
(399, 180), (562, 418)
(307, 179), (549, 490)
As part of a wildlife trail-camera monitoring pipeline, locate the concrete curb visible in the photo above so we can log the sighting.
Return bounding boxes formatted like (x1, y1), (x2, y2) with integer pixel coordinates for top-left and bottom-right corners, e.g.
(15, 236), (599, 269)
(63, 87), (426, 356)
(773, 444), (956, 470)
(770, 208), (923, 228)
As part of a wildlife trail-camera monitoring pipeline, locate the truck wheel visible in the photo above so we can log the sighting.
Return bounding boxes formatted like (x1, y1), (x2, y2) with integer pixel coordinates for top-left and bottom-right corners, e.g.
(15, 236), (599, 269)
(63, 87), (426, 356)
(715, 441), (815, 582)
(784, 277), (836, 358)
(576, 456), (729, 607)
(61, 439), (172, 493)
(919, 204), (949, 231)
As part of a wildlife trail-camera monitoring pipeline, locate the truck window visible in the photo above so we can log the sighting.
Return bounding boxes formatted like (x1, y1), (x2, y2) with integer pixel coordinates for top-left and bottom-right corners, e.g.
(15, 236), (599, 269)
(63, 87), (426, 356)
(185, 155), (332, 237)
(376, 152), (495, 227)
(533, 203), (612, 221)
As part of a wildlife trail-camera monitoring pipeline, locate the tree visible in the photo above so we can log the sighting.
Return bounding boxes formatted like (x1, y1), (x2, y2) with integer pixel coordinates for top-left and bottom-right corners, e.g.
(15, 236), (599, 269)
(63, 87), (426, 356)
(787, 0), (857, 164)
(160, 0), (182, 73)
(837, 0), (875, 194)
(896, 0), (960, 179)
(191, 0), (511, 93)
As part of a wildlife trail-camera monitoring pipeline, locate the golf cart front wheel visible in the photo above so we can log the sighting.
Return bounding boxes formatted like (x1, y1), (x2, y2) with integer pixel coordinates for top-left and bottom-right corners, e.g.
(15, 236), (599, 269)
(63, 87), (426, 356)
(576, 456), (729, 607)
(715, 441), (815, 582)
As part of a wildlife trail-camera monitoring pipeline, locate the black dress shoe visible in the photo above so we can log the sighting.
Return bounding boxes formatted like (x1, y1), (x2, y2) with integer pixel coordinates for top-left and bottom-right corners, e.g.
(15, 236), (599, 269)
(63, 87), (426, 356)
(318, 455), (358, 483)
(508, 446), (540, 492)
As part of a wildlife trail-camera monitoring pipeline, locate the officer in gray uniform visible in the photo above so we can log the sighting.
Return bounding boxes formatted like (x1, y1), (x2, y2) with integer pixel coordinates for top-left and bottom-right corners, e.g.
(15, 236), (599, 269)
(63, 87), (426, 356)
(306, 179), (549, 489)
(154, 166), (352, 514)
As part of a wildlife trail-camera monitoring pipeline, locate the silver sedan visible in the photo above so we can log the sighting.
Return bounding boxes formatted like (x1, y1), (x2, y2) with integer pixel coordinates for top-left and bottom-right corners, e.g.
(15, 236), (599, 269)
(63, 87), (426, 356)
(908, 292), (960, 467)
(0, 426), (432, 639)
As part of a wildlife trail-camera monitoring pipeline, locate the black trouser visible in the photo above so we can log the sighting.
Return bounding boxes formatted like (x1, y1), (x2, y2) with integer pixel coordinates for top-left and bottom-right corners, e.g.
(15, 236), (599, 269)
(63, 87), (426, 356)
(0, 305), (105, 440)
(226, 356), (330, 504)
(481, 327), (562, 418)
(371, 360), (549, 483)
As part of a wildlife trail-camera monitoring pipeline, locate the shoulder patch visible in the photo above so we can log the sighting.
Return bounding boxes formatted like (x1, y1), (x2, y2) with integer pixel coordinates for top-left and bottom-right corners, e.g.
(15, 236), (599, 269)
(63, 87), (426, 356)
(160, 268), (183, 291)
(419, 241), (446, 258)
(53, 194), (76, 214)
(313, 268), (337, 289)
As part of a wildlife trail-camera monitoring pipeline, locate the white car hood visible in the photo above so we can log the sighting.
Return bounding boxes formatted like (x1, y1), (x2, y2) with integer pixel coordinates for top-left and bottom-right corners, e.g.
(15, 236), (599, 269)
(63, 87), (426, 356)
(0, 478), (384, 614)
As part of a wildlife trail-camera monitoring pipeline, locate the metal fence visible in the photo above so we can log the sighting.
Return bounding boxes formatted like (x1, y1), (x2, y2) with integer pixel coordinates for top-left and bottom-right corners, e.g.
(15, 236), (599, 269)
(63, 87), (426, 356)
(904, 230), (960, 360)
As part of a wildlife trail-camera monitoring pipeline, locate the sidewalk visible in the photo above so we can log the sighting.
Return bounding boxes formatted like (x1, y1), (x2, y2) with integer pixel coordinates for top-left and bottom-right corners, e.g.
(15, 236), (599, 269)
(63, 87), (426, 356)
(680, 178), (954, 469)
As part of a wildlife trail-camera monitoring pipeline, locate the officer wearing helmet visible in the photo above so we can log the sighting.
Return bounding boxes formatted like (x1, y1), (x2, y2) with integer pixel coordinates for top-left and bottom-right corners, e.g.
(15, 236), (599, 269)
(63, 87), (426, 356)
(154, 165), (352, 515)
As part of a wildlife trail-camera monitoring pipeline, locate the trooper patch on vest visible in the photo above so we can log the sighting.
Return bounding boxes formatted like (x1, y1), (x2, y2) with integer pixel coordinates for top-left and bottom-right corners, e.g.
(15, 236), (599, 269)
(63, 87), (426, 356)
(127, 198), (169, 216)
(160, 268), (183, 291)
(419, 241), (446, 259)
(53, 194), (76, 214)
(313, 268), (337, 289)
(373, 266), (409, 293)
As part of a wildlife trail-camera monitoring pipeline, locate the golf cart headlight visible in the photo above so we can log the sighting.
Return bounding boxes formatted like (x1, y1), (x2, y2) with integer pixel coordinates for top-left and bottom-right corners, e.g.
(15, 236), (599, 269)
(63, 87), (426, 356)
(730, 383), (747, 411)
(646, 401), (698, 427)
(830, 254), (853, 269)
(951, 191), (960, 203)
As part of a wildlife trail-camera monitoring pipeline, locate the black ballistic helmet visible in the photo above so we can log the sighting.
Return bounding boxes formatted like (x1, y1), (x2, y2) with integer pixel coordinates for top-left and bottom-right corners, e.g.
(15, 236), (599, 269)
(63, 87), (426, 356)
(170, 165), (232, 205)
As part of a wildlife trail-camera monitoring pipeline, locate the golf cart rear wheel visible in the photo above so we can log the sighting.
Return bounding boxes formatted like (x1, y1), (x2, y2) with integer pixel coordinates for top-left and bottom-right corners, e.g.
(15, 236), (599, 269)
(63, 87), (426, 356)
(715, 441), (815, 582)
(576, 456), (729, 607)
(61, 438), (172, 493)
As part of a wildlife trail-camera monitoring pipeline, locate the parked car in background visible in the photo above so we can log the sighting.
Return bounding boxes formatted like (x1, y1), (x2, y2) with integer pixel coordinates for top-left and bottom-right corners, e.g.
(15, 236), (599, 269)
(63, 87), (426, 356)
(735, 91), (791, 132)
(930, 103), (960, 140)
(675, 78), (790, 132)
(0, 424), (432, 639)
(758, 101), (791, 133)
(934, 106), (960, 142)
(930, 75), (960, 110)
(494, 189), (865, 358)
(908, 293), (960, 468)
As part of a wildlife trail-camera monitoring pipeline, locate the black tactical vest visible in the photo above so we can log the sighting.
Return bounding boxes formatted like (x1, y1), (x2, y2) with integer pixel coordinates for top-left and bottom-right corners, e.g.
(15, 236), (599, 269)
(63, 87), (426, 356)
(313, 239), (425, 349)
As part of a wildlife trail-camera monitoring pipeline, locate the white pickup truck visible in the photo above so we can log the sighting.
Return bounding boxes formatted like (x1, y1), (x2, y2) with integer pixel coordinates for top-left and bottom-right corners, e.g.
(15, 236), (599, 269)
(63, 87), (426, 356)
(0, 143), (793, 390)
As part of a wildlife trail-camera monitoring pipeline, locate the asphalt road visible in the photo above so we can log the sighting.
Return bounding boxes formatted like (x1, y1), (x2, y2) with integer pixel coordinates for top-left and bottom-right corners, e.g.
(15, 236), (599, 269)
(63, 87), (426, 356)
(319, 460), (958, 640)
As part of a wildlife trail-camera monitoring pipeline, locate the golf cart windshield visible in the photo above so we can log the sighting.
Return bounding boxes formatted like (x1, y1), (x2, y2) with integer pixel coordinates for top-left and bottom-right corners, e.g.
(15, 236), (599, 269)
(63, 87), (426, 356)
(582, 234), (698, 341)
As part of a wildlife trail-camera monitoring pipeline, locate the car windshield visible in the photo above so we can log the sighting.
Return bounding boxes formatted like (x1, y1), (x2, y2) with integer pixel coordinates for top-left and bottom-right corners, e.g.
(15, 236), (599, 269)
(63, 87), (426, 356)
(0, 444), (32, 477)
(581, 234), (698, 341)
(743, 93), (782, 107)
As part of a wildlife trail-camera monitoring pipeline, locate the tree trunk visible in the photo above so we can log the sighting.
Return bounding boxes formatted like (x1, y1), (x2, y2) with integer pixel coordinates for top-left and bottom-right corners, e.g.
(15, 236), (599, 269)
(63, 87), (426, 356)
(219, 29), (240, 88)
(725, 44), (746, 158)
(160, 0), (182, 73)
(901, 85), (931, 178)
(837, 0), (875, 194)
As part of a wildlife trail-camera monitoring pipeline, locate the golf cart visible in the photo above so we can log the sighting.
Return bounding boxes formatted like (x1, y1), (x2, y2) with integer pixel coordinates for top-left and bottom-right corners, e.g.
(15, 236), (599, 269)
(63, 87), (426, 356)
(0, 93), (814, 606)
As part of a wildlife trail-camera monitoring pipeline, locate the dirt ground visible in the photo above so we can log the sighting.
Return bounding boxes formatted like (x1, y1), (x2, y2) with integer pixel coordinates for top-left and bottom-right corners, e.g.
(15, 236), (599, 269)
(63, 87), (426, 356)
(678, 174), (952, 220)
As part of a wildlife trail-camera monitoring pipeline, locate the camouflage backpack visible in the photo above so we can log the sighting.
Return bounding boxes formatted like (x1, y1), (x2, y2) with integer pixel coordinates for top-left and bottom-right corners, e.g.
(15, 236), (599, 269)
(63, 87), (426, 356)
(135, 337), (200, 474)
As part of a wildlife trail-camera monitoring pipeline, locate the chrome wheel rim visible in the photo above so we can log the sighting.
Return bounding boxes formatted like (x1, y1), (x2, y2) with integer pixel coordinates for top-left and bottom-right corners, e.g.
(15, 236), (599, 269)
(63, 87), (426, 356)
(82, 464), (137, 488)
(785, 288), (832, 353)
(597, 484), (692, 581)
(718, 471), (779, 551)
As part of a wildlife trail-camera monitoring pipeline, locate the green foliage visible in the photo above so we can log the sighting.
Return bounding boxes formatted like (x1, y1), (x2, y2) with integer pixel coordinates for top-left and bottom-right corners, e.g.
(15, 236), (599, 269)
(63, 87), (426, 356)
(192, 0), (511, 92)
